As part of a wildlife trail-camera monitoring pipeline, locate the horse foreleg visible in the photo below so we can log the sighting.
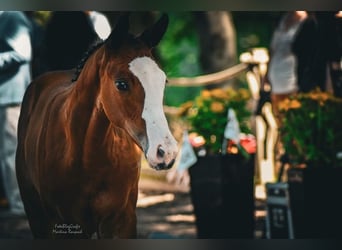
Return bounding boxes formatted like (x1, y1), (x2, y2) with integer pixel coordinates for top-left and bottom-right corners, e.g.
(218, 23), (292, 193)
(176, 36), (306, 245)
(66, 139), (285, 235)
(97, 210), (137, 239)
(18, 184), (50, 238)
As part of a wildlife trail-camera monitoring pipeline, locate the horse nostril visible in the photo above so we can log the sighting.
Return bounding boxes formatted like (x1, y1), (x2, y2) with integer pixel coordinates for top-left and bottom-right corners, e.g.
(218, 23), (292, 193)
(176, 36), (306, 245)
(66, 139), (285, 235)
(168, 159), (175, 168)
(157, 146), (165, 158)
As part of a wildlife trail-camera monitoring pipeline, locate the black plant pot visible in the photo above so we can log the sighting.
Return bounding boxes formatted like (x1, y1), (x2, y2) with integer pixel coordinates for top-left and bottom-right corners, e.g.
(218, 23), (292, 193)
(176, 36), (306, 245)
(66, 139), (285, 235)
(188, 154), (255, 238)
(287, 167), (342, 238)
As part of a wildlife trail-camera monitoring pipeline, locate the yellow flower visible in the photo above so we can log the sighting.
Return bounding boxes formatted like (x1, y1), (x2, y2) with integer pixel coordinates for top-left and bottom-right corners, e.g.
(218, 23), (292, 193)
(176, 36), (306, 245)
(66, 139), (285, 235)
(225, 87), (236, 98)
(177, 101), (194, 117)
(188, 107), (198, 117)
(238, 88), (251, 100)
(210, 101), (225, 113)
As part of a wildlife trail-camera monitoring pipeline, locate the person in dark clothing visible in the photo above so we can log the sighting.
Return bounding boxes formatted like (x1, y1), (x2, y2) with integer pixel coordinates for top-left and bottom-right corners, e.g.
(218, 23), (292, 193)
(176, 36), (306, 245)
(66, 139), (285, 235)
(324, 11), (342, 97)
(292, 12), (327, 93)
(24, 11), (46, 78)
(43, 11), (98, 71)
(330, 12), (342, 97)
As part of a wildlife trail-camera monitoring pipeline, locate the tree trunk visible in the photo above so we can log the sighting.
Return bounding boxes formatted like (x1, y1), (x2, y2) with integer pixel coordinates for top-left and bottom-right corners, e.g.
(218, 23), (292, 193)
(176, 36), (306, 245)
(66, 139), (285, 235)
(193, 11), (237, 87)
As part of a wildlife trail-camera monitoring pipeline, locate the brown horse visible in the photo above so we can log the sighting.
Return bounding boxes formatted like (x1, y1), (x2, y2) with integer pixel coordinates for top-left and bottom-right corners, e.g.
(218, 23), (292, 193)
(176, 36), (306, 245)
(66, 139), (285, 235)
(15, 14), (178, 239)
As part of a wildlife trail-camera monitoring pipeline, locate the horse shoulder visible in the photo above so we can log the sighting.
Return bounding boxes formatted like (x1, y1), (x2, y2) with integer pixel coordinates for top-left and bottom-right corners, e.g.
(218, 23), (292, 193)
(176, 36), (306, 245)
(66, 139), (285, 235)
(20, 71), (75, 183)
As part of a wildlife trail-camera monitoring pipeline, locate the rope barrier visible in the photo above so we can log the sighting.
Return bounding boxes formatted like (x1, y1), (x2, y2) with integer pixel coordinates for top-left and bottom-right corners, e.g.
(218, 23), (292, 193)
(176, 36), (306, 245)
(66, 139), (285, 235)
(167, 63), (249, 87)
(164, 62), (253, 116)
(164, 105), (181, 116)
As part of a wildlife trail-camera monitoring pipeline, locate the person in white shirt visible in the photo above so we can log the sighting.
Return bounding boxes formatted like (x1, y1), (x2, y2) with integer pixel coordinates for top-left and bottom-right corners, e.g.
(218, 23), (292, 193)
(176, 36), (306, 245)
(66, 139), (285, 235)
(267, 11), (308, 122)
(0, 11), (32, 217)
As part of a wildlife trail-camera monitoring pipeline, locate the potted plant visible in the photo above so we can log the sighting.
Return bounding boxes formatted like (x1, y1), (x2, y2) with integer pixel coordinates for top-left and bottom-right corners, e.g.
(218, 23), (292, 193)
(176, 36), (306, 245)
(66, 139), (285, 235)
(279, 88), (342, 168)
(179, 87), (256, 238)
(278, 88), (342, 238)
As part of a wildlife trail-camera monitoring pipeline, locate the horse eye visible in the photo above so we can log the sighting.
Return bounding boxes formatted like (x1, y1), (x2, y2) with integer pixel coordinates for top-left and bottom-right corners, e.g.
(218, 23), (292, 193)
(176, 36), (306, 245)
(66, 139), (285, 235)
(115, 80), (129, 91)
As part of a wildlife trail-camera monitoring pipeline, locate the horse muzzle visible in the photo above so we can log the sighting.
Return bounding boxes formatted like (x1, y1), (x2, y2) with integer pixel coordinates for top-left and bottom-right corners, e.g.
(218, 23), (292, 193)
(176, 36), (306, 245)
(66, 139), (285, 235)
(154, 159), (175, 170)
(151, 157), (176, 171)
(145, 139), (178, 171)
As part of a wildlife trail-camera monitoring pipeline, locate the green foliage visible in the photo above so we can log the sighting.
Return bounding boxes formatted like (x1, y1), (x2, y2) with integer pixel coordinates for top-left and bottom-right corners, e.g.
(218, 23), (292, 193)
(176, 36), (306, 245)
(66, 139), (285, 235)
(279, 89), (342, 168)
(164, 86), (202, 107)
(33, 11), (52, 27)
(157, 12), (203, 107)
(157, 12), (279, 107)
(232, 12), (281, 56)
(157, 12), (202, 78)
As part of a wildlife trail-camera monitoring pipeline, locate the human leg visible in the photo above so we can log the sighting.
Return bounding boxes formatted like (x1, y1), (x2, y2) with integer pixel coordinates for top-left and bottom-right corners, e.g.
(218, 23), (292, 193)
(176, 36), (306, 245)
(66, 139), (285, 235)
(0, 106), (25, 215)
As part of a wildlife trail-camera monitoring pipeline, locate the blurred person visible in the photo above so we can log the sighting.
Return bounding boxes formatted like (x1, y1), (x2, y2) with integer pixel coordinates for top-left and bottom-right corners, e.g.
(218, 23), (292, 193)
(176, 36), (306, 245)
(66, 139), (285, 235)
(267, 11), (308, 123)
(43, 11), (98, 71)
(292, 12), (327, 93)
(329, 11), (342, 97)
(319, 11), (342, 97)
(0, 11), (32, 216)
(265, 11), (309, 175)
(24, 11), (46, 78)
(87, 11), (111, 40)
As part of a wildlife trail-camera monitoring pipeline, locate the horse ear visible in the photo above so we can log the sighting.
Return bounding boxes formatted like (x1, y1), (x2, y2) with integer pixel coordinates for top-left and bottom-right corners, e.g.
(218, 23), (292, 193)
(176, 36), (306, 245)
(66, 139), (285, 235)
(139, 13), (169, 48)
(106, 13), (130, 49)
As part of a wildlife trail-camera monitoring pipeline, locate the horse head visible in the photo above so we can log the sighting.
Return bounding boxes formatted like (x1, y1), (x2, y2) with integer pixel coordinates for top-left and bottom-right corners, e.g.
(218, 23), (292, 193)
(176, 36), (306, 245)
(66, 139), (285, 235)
(98, 13), (178, 170)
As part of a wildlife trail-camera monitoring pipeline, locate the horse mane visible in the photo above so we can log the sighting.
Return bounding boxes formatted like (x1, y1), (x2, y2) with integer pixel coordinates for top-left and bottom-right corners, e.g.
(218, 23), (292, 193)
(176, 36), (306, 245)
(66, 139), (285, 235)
(72, 39), (105, 82)
(71, 34), (147, 83)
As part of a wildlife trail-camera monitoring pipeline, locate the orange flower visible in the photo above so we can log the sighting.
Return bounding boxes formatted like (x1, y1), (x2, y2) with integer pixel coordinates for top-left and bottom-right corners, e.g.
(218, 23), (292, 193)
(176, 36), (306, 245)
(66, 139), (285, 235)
(211, 89), (229, 100)
(184, 86), (252, 154)
(278, 98), (291, 111)
(289, 99), (301, 109)
(201, 90), (211, 99)
(279, 88), (342, 167)
(238, 88), (251, 100)
(306, 88), (331, 106)
(210, 101), (225, 113)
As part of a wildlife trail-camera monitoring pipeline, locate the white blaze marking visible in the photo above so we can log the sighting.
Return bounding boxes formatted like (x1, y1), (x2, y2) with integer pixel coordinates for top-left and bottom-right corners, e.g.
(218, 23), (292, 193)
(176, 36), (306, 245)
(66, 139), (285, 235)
(129, 57), (177, 167)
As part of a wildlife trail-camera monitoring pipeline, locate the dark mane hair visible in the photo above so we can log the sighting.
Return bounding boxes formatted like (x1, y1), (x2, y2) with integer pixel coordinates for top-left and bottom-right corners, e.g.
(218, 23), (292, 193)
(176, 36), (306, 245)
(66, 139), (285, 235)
(72, 40), (105, 82)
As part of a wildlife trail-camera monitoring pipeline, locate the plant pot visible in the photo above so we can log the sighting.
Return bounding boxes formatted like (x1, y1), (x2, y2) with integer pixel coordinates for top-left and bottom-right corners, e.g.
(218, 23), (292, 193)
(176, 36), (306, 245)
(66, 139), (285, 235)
(287, 167), (342, 238)
(188, 154), (255, 238)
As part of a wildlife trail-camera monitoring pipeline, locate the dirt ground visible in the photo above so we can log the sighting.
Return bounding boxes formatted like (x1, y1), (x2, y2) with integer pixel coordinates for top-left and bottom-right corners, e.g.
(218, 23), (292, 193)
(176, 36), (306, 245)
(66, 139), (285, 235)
(0, 168), (266, 239)
(0, 174), (196, 239)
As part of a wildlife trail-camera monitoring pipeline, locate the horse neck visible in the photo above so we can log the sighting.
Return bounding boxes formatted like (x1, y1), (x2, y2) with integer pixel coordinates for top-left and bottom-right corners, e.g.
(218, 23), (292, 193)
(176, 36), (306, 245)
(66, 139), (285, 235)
(68, 48), (140, 165)
(70, 50), (102, 110)
(64, 51), (107, 156)
(65, 50), (136, 160)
